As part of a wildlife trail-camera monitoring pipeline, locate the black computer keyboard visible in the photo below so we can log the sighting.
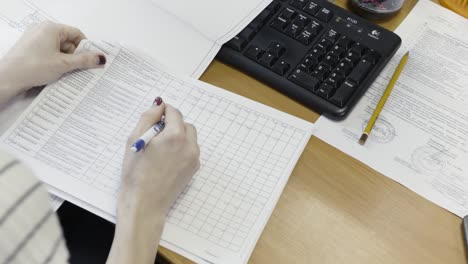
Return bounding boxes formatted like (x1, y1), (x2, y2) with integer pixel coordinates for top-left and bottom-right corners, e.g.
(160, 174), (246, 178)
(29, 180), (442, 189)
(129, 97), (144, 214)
(217, 0), (401, 120)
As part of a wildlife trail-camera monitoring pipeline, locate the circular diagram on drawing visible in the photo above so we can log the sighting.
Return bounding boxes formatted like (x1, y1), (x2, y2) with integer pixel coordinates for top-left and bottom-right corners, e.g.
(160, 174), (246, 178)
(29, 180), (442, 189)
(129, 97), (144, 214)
(411, 146), (447, 175)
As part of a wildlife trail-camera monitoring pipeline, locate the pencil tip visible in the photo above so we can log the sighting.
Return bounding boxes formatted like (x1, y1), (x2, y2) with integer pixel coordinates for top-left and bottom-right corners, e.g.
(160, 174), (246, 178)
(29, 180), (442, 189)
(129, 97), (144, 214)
(359, 133), (368, 145)
(405, 51), (410, 56)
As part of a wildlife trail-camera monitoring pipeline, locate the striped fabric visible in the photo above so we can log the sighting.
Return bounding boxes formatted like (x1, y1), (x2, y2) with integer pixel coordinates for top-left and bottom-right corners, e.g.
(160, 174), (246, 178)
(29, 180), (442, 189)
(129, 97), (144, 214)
(0, 149), (69, 264)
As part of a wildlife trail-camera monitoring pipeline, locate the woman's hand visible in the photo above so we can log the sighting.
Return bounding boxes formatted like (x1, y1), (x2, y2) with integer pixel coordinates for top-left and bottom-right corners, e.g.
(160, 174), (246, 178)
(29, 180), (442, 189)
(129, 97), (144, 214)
(0, 21), (105, 104)
(121, 98), (200, 215)
(107, 98), (200, 264)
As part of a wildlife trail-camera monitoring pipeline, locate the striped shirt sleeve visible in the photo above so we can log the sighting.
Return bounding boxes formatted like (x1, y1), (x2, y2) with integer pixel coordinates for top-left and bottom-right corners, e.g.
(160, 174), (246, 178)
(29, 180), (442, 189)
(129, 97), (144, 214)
(0, 149), (69, 264)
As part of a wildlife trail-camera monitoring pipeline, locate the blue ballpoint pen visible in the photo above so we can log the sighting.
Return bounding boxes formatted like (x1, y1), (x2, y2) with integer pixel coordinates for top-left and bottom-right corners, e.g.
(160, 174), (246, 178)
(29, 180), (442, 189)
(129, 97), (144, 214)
(131, 121), (165, 152)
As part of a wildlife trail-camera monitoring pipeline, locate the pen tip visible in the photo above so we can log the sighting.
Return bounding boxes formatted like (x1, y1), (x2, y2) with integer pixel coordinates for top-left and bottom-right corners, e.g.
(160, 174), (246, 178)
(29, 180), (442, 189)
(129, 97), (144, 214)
(131, 147), (138, 153)
(359, 133), (368, 145)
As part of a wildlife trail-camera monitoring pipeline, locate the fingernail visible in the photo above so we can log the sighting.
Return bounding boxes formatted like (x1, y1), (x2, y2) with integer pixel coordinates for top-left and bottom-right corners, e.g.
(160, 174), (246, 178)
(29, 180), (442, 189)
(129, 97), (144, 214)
(153, 97), (163, 106)
(97, 55), (106, 65)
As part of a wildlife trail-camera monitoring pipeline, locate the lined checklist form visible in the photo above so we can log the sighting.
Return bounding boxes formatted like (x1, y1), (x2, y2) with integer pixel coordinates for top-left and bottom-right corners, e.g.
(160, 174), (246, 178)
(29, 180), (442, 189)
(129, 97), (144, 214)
(1, 41), (314, 264)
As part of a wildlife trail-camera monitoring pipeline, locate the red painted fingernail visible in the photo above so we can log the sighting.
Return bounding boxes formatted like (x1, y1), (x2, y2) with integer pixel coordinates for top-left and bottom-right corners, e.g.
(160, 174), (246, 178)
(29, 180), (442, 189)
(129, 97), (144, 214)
(153, 97), (163, 106)
(98, 55), (106, 65)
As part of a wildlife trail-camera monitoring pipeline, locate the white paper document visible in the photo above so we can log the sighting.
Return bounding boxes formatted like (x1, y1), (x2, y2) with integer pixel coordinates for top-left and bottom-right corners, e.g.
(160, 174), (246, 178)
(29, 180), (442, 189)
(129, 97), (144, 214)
(0, 0), (269, 131)
(0, 0), (52, 133)
(0, 41), (314, 263)
(29, 0), (271, 78)
(315, 1), (468, 217)
(0, 1), (64, 209)
(1, 0), (272, 214)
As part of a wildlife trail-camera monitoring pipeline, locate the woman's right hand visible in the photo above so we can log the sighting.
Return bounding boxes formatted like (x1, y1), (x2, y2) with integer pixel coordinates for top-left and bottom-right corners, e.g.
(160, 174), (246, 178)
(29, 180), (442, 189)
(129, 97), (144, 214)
(120, 98), (200, 215)
(107, 98), (200, 264)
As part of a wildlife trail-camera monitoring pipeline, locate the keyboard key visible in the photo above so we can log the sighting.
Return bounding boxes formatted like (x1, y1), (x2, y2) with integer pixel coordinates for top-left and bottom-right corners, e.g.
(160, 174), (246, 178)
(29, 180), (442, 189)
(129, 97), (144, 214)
(314, 45), (327, 55)
(257, 9), (273, 23)
(266, 2), (281, 12)
(335, 59), (353, 75)
(284, 15), (309, 38)
(279, 7), (296, 21)
(304, 54), (320, 65)
(249, 10), (272, 32)
(316, 8), (333, 22)
(344, 51), (361, 65)
(316, 37), (334, 51)
(288, 69), (320, 92)
(271, 17), (289, 31)
(304, 1), (320, 15)
(311, 64), (329, 81)
(296, 30), (314, 45)
(350, 42), (365, 56)
(307, 20), (322, 35)
(272, 60), (290, 75)
(267, 42), (286, 57)
(249, 19), (264, 32)
(296, 21), (321, 45)
(328, 71), (345, 80)
(290, 0), (308, 9)
(245, 46), (264, 61)
(239, 28), (255, 42)
(298, 55), (319, 72)
(348, 60), (372, 84)
(326, 73), (344, 88)
(324, 29), (340, 41)
(330, 81), (356, 107)
(336, 35), (353, 49)
(321, 54), (339, 70)
(226, 36), (247, 51)
(315, 83), (335, 99)
(297, 63), (311, 73)
(259, 53), (277, 68)
(329, 45), (346, 58)
(331, 70), (346, 79)
(284, 24), (302, 38)
(293, 14), (310, 27)
(308, 47), (325, 60)
(362, 49), (380, 64)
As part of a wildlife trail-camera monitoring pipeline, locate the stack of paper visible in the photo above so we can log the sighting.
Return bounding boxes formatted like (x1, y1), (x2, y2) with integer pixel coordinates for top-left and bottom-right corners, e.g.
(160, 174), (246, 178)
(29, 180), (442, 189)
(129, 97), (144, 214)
(0, 0), (275, 214)
(0, 0), (271, 133)
(0, 0), (314, 262)
(29, 0), (272, 78)
(1, 41), (314, 263)
(0, 1), (65, 208)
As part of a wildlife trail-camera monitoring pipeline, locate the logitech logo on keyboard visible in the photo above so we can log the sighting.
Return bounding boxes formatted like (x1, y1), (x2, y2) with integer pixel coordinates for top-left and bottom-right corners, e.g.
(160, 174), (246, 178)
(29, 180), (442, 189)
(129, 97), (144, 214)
(369, 29), (381, 40)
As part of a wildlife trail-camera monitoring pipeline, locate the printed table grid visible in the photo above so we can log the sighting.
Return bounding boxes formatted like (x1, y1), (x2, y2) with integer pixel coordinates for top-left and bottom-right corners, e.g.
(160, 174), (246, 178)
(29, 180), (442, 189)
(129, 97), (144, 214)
(163, 80), (305, 252)
(4, 45), (308, 253)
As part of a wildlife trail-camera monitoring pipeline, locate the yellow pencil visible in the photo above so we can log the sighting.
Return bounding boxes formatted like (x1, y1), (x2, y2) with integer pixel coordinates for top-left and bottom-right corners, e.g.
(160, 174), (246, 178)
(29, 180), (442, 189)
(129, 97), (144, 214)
(359, 51), (409, 145)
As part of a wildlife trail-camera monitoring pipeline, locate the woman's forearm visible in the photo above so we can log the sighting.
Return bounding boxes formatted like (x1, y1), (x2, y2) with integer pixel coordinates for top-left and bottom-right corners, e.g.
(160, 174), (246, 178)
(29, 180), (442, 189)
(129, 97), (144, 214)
(0, 58), (26, 105)
(106, 190), (167, 264)
(107, 100), (200, 264)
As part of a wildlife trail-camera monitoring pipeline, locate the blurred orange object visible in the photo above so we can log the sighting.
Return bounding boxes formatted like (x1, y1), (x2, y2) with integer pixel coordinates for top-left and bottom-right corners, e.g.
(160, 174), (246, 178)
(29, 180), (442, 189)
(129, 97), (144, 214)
(440, 0), (468, 18)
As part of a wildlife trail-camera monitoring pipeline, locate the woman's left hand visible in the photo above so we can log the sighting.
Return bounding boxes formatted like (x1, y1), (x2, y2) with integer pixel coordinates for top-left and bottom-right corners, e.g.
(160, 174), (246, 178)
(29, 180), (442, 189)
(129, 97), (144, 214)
(0, 21), (106, 98)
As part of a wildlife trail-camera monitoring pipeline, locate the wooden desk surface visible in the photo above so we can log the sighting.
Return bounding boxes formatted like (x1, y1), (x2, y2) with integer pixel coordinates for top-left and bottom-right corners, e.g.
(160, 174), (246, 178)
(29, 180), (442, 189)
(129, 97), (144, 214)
(160, 1), (467, 263)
